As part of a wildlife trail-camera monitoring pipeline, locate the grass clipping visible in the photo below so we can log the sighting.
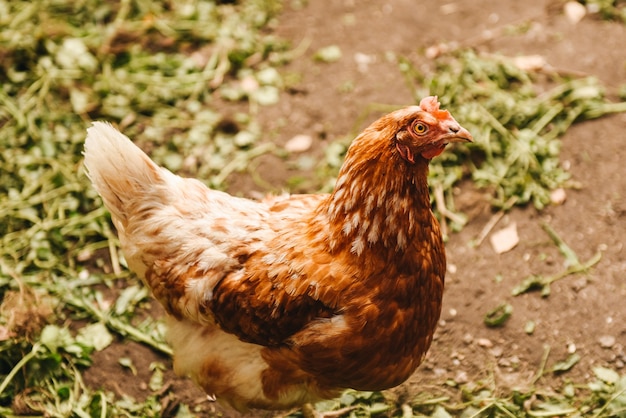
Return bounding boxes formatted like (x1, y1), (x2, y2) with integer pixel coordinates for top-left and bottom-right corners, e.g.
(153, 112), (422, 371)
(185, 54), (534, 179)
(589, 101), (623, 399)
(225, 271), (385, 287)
(400, 49), (626, 227)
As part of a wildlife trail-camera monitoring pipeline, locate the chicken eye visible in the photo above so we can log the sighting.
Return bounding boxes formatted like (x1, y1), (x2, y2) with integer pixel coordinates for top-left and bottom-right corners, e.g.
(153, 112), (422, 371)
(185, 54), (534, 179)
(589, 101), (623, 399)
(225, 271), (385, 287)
(413, 122), (428, 135)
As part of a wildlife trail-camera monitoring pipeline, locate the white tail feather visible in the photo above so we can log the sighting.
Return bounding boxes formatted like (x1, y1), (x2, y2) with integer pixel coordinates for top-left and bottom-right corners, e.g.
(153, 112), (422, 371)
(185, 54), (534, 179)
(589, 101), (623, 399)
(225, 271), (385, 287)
(84, 122), (164, 226)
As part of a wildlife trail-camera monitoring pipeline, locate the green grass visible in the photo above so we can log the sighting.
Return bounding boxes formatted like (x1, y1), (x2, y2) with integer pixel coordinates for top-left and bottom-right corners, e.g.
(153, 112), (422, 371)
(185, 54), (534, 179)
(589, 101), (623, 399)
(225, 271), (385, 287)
(1, 0), (626, 417)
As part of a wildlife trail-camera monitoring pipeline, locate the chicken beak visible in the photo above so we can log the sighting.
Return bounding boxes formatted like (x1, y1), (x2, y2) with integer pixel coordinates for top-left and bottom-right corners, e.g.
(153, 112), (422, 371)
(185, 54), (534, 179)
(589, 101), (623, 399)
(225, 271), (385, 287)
(445, 126), (473, 144)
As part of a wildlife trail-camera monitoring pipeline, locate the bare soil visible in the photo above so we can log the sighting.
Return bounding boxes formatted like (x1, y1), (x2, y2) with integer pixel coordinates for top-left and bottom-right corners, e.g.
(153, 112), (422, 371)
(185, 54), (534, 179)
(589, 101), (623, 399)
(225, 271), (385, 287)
(83, 0), (626, 416)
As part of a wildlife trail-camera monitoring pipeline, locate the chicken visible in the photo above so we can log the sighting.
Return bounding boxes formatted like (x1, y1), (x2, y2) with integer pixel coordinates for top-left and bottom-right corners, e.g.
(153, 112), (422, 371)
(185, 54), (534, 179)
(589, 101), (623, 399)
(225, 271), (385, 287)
(83, 96), (472, 411)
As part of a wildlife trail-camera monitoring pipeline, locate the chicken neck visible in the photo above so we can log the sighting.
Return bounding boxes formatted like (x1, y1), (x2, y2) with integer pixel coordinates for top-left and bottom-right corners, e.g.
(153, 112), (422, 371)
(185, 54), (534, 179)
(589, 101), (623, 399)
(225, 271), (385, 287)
(320, 144), (435, 259)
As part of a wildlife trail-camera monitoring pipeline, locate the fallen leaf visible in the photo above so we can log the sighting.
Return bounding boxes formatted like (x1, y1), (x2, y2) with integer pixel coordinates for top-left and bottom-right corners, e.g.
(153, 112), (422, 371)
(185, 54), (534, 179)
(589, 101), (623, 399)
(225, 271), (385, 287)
(490, 222), (519, 254)
(593, 366), (619, 384)
(512, 55), (547, 72)
(564, 1), (586, 24)
(550, 187), (567, 205)
(552, 353), (580, 373)
(314, 45), (342, 63)
(285, 134), (313, 153)
(476, 338), (493, 348)
(76, 322), (114, 351)
(0, 326), (11, 341)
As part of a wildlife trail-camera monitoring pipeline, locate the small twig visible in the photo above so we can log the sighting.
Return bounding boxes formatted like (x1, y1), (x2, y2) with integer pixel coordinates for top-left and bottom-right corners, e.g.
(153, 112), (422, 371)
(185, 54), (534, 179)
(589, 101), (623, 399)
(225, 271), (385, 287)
(474, 210), (504, 247)
(411, 396), (450, 407)
(474, 196), (518, 246)
(96, 391), (108, 418)
(591, 385), (626, 418)
(494, 402), (519, 418)
(531, 103), (564, 135)
(540, 222), (580, 265)
(476, 103), (516, 142)
(320, 405), (358, 418)
(547, 252), (602, 285)
(531, 345), (551, 386)
(108, 237), (122, 276)
(433, 183), (467, 239)
(102, 223), (122, 276)
(0, 343), (42, 396)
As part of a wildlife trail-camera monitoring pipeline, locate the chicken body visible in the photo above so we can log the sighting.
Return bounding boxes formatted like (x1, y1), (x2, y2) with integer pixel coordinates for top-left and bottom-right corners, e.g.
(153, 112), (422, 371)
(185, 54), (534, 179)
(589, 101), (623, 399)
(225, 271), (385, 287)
(83, 96), (472, 411)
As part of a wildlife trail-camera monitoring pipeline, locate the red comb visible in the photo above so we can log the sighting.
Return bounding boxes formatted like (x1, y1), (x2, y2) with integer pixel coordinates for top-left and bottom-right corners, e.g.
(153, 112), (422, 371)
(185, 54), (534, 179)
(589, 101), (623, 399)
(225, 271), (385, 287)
(419, 96), (451, 119)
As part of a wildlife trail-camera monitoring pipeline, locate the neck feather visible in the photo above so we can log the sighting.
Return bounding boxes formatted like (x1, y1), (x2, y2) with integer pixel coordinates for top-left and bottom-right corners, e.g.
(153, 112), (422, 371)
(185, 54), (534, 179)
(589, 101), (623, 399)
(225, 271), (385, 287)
(318, 139), (433, 256)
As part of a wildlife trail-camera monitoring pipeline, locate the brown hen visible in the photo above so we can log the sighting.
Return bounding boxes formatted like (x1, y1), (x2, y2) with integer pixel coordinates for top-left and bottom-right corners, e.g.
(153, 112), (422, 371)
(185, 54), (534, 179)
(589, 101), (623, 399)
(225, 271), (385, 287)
(83, 96), (472, 411)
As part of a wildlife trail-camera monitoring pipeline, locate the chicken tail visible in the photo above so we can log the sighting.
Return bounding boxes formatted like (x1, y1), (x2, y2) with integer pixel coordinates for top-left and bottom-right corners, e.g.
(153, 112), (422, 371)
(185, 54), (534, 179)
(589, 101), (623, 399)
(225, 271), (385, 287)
(84, 122), (166, 227)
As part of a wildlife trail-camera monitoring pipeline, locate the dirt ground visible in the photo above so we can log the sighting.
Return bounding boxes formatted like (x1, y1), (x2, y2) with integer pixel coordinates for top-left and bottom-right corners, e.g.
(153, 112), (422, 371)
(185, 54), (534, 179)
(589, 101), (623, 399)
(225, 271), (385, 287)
(84, 0), (626, 416)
